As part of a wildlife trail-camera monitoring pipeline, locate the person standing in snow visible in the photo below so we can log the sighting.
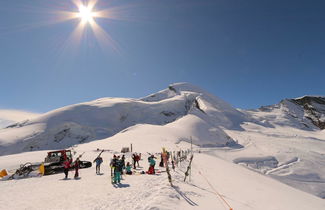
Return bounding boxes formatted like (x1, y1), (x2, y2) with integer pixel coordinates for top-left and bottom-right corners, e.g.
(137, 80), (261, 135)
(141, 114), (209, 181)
(110, 155), (118, 183)
(121, 155), (126, 174)
(110, 155), (117, 167)
(93, 156), (103, 175)
(63, 158), (72, 179)
(135, 154), (140, 167)
(74, 158), (80, 178)
(132, 153), (137, 169)
(147, 155), (156, 174)
(113, 156), (123, 184)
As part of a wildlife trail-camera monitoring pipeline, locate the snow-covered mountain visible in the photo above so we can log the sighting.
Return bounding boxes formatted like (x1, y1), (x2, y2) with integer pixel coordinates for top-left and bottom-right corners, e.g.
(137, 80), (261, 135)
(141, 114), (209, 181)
(0, 83), (246, 156)
(0, 82), (324, 204)
(256, 96), (325, 130)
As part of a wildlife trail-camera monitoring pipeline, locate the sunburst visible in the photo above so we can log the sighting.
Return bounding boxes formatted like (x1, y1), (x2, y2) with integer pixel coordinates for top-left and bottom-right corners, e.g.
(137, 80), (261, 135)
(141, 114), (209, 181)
(55, 0), (121, 52)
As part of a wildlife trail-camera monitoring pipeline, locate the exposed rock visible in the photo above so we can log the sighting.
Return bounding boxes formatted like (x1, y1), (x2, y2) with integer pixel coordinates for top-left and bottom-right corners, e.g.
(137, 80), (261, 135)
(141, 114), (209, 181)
(290, 96), (325, 129)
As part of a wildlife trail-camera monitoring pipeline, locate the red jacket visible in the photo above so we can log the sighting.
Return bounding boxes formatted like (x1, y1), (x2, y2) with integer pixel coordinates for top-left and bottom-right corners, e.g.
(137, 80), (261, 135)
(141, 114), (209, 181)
(63, 160), (71, 169)
(135, 155), (140, 161)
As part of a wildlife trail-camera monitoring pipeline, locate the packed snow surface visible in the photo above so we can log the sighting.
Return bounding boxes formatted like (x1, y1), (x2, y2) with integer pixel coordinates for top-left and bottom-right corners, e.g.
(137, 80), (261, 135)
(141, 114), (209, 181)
(1, 139), (324, 210)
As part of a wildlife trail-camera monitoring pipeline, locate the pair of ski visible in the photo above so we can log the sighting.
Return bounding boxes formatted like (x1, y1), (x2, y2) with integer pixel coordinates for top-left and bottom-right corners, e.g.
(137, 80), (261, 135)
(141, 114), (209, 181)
(110, 167), (115, 184)
(184, 154), (193, 182)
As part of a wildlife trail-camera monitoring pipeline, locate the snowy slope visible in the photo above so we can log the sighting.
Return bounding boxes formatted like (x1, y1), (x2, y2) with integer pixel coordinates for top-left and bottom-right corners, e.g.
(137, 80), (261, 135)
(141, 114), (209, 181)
(220, 100), (325, 199)
(0, 83), (242, 156)
(0, 136), (324, 210)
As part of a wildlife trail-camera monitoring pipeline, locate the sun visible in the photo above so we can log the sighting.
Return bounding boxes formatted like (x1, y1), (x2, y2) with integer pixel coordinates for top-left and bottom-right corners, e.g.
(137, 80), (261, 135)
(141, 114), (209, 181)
(43, 0), (125, 52)
(77, 5), (94, 24)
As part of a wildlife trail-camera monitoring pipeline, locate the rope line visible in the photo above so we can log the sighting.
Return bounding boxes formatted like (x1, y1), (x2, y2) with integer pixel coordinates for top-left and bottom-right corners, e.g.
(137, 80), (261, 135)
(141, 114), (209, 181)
(198, 170), (233, 210)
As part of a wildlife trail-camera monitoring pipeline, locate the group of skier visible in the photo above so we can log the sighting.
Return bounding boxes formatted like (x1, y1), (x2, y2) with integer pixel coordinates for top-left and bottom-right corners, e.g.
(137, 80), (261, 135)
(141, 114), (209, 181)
(62, 149), (191, 184)
(109, 153), (159, 183)
(63, 157), (81, 179)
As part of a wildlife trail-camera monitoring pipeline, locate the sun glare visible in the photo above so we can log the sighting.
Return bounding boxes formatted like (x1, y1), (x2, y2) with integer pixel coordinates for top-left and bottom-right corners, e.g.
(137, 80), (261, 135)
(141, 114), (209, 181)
(78, 5), (94, 24)
(43, 0), (124, 52)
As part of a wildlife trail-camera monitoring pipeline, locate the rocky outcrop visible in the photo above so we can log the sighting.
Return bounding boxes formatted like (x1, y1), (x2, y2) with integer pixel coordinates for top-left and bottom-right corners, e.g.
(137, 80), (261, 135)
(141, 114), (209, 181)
(290, 96), (325, 129)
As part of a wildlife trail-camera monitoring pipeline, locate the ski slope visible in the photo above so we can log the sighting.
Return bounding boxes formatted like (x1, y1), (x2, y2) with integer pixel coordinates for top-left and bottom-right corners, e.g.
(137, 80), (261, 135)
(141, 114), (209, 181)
(0, 139), (324, 210)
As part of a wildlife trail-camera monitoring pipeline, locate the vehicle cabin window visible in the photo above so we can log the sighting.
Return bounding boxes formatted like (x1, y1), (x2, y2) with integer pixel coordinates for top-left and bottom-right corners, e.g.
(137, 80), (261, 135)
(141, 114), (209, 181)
(66, 151), (72, 159)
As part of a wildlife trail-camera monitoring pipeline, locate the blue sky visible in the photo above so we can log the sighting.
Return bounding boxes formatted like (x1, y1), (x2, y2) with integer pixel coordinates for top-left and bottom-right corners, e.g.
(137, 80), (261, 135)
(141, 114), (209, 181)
(0, 0), (324, 113)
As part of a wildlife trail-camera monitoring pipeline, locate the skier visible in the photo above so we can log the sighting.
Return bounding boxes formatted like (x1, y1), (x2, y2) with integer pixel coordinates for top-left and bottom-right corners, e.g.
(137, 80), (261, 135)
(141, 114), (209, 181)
(125, 162), (132, 175)
(110, 155), (118, 183)
(147, 155), (156, 174)
(110, 155), (117, 167)
(135, 154), (140, 167)
(113, 156), (124, 184)
(93, 156), (103, 175)
(63, 158), (71, 179)
(74, 158), (80, 178)
(121, 155), (126, 174)
(132, 153), (137, 169)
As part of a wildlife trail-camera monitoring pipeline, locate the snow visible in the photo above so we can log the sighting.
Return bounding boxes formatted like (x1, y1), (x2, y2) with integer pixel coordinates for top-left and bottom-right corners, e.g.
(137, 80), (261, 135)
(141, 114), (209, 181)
(0, 109), (40, 129)
(0, 142), (324, 210)
(0, 83), (325, 209)
(0, 83), (238, 156)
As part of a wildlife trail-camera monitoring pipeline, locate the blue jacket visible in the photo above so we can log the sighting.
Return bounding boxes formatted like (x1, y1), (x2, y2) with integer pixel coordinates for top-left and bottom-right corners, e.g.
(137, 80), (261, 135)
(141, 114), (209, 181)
(94, 157), (103, 166)
(149, 158), (156, 166)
